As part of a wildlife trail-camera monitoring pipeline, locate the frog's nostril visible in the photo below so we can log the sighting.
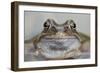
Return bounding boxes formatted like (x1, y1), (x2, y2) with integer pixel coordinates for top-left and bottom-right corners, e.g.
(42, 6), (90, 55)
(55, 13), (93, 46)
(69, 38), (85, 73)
(64, 26), (69, 32)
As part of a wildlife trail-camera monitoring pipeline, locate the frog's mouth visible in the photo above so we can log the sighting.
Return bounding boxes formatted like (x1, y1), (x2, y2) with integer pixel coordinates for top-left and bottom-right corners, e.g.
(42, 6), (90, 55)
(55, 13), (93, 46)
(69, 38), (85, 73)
(44, 32), (74, 39)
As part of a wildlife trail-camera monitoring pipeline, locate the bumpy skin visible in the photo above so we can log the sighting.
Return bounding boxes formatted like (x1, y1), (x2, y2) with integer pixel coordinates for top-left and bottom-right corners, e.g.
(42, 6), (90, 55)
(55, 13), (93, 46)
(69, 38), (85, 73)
(33, 19), (82, 59)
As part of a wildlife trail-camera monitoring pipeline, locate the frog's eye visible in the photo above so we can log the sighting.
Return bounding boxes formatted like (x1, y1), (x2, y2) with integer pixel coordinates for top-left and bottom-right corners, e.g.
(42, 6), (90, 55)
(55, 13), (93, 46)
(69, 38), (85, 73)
(67, 20), (76, 29)
(70, 23), (76, 29)
(43, 20), (51, 33)
(44, 22), (50, 28)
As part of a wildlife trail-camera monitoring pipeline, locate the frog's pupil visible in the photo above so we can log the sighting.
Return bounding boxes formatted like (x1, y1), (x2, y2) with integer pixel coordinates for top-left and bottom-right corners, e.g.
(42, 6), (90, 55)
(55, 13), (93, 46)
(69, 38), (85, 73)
(44, 22), (50, 27)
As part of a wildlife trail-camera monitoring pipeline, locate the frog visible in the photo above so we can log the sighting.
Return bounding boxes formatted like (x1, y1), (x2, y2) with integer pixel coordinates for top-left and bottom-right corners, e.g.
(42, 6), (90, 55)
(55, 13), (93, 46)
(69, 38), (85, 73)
(32, 19), (82, 60)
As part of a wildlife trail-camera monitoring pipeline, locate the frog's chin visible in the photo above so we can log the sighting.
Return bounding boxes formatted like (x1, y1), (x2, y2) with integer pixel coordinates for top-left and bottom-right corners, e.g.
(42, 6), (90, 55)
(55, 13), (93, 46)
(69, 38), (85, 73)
(39, 48), (81, 59)
(45, 32), (74, 39)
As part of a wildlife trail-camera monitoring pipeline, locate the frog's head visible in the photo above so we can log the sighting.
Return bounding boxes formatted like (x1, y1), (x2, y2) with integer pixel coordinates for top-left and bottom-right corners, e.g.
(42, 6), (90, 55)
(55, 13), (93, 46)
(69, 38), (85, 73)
(43, 19), (77, 35)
